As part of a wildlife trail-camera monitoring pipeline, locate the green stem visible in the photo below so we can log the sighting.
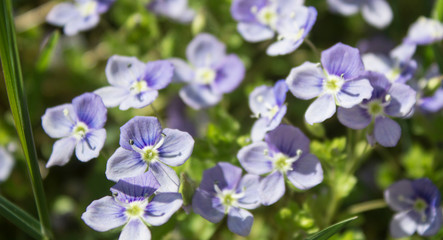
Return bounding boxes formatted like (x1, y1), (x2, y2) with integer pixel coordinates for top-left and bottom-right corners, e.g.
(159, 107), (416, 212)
(346, 199), (387, 215)
(0, 1), (51, 238)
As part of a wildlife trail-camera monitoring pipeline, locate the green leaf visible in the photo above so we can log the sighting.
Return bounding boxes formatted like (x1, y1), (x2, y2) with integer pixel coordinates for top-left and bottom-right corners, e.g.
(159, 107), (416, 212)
(305, 216), (358, 240)
(36, 30), (60, 72)
(0, 0), (51, 238)
(0, 195), (43, 240)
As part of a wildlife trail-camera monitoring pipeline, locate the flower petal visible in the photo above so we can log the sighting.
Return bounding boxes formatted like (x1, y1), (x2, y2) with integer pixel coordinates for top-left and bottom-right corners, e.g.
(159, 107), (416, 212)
(186, 33), (226, 67)
(212, 54), (245, 94)
(321, 43), (365, 79)
(144, 192), (183, 226)
(287, 153), (323, 190)
(237, 141), (273, 175)
(250, 118), (269, 142)
(265, 124), (310, 157)
(267, 39), (303, 57)
(106, 147), (147, 182)
(420, 89), (443, 113)
(169, 58), (194, 83)
(390, 211), (417, 238)
(94, 86), (129, 108)
(157, 128), (194, 166)
(118, 90), (159, 110)
(326, 0), (360, 15)
(192, 189), (225, 223)
(237, 174), (261, 210)
(417, 208), (443, 236)
(142, 60), (174, 90)
(337, 106), (371, 129)
(46, 137), (77, 168)
(75, 129), (106, 162)
(384, 179), (415, 212)
(120, 116), (162, 150)
(362, 53), (392, 74)
(72, 93), (107, 129)
(119, 219), (151, 240)
(105, 55), (145, 87)
(227, 208), (254, 236)
(237, 23), (274, 42)
(81, 196), (127, 232)
(149, 162), (180, 193)
(249, 85), (276, 116)
(336, 78), (373, 108)
(110, 171), (160, 202)
(305, 94), (336, 124)
(46, 3), (78, 26)
(374, 116), (401, 147)
(385, 83), (416, 117)
(179, 84), (222, 110)
(274, 80), (288, 106)
(0, 147), (13, 182)
(230, 0), (266, 22)
(199, 162), (243, 193)
(286, 62), (324, 100)
(64, 14), (99, 36)
(361, 0), (393, 29)
(42, 104), (76, 138)
(259, 171), (285, 206)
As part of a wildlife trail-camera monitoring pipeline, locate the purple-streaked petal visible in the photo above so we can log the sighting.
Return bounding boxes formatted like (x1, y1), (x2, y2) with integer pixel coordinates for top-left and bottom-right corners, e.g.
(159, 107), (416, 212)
(75, 129), (106, 162)
(237, 23), (274, 42)
(106, 147), (147, 182)
(237, 174), (261, 210)
(105, 55), (146, 87)
(390, 211), (417, 238)
(230, 0), (266, 22)
(120, 116), (162, 150)
(179, 84), (222, 110)
(72, 93), (107, 129)
(417, 209), (443, 236)
(118, 90), (159, 110)
(212, 54), (245, 94)
(265, 125), (310, 157)
(119, 219), (151, 240)
(144, 192), (183, 226)
(227, 208), (254, 236)
(286, 62), (324, 100)
(0, 147), (14, 182)
(411, 178), (441, 208)
(384, 179), (415, 212)
(46, 3), (78, 26)
(111, 171), (160, 202)
(327, 0), (360, 15)
(305, 94), (336, 125)
(237, 141), (273, 175)
(64, 14), (99, 36)
(259, 171), (285, 206)
(142, 60), (173, 90)
(186, 33), (226, 68)
(157, 128), (194, 166)
(94, 86), (129, 108)
(337, 106), (371, 129)
(287, 153), (323, 190)
(199, 162), (242, 193)
(336, 79), (373, 108)
(274, 80), (288, 106)
(46, 137), (77, 167)
(192, 189), (225, 223)
(374, 116), (401, 147)
(321, 43), (365, 79)
(149, 162), (180, 193)
(42, 104), (76, 138)
(81, 196), (127, 232)
(361, 0), (392, 29)
(169, 58), (194, 83)
(385, 83), (417, 117)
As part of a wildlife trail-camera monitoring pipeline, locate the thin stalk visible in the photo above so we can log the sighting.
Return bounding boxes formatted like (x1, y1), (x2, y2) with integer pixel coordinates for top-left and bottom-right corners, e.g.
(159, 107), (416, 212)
(0, 1), (51, 238)
(346, 199), (387, 215)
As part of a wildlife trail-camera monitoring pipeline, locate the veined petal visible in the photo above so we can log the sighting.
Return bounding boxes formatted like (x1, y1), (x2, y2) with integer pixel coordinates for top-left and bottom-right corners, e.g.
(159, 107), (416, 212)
(227, 208), (254, 236)
(94, 86), (129, 108)
(418, 208), (443, 236)
(321, 43), (365, 79)
(0, 147), (14, 182)
(119, 219), (151, 240)
(237, 141), (273, 175)
(105, 55), (145, 87)
(336, 78), (373, 108)
(287, 153), (323, 190)
(192, 189), (225, 223)
(169, 58), (194, 83)
(118, 90), (159, 110)
(265, 124), (310, 157)
(46, 3), (79, 26)
(390, 211), (417, 238)
(237, 174), (261, 210)
(186, 33), (226, 68)
(199, 162), (243, 193)
(237, 23), (274, 42)
(106, 147), (147, 182)
(286, 62), (324, 100)
(149, 162), (180, 193)
(179, 84), (222, 110)
(144, 192), (183, 226)
(274, 80), (288, 106)
(362, 53), (392, 74)
(385, 83), (416, 117)
(72, 93), (107, 129)
(361, 0), (393, 29)
(305, 94), (336, 125)
(120, 116), (162, 150)
(81, 196), (127, 232)
(142, 60), (174, 90)
(75, 129), (106, 162)
(42, 104), (76, 138)
(374, 116), (401, 147)
(259, 171), (285, 206)
(337, 106), (372, 129)
(46, 137), (77, 168)
(110, 171), (160, 202)
(158, 128), (194, 166)
(384, 179), (415, 212)
(212, 54), (245, 94)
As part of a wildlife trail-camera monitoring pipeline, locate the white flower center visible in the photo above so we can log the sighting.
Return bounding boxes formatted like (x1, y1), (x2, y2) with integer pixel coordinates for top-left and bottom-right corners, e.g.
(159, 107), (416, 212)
(386, 67), (401, 82)
(130, 80), (149, 95)
(252, 5), (278, 29)
(264, 104), (279, 119)
(214, 185), (244, 213)
(361, 95), (391, 117)
(125, 201), (147, 219)
(72, 122), (89, 139)
(195, 68), (216, 85)
(278, 28), (305, 42)
(272, 150), (302, 173)
(324, 74), (344, 94)
(77, 1), (98, 17)
(129, 135), (165, 164)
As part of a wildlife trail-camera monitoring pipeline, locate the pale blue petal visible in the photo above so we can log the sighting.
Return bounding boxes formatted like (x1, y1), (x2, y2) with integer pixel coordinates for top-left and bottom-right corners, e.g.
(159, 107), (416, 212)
(46, 3), (79, 26)
(259, 171), (285, 206)
(212, 54), (245, 94)
(337, 106), (371, 129)
(105, 55), (145, 87)
(418, 209), (443, 236)
(41, 104), (76, 138)
(267, 39), (303, 56)
(327, 0), (360, 16)
(111, 171), (160, 202)
(144, 192), (183, 226)
(120, 116), (162, 150)
(46, 137), (77, 168)
(149, 162), (180, 193)
(75, 129), (106, 162)
(119, 219), (151, 240)
(374, 116), (401, 147)
(250, 118), (270, 142)
(390, 211), (417, 238)
(94, 86), (129, 108)
(230, 0), (266, 22)
(287, 153), (323, 190)
(237, 23), (274, 42)
(274, 80), (288, 106)
(192, 189), (225, 223)
(336, 78), (373, 108)
(237, 174), (261, 209)
(64, 14), (99, 36)
(265, 125), (310, 157)
(385, 83), (417, 117)
(362, 53), (392, 74)
(237, 141), (273, 175)
(199, 162), (243, 193)
(118, 90), (159, 110)
(106, 147), (147, 182)
(384, 179), (415, 212)
(305, 94), (336, 125)
(0, 147), (14, 182)
(169, 58), (194, 83)
(81, 196), (127, 232)
(227, 208), (254, 236)
(321, 43), (365, 79)
(72, 93), (107, 129)
(142, 60), (174, 90)
(286, 62), (324, 100)
(249, 85), (275, 116)
(420, 89), (443, 112)
(361, 0), (392, 29)
(158, 128), (194, 166)
(179, 84), (222, 110)
(186, 33), (226, 68)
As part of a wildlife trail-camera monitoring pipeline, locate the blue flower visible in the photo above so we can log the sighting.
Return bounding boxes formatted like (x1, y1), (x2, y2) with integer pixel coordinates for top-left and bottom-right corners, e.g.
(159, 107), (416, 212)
(95, 55), (173, 110)
(385, 178), (443, 238)
(82, 172), (183, 240)
(286, 42), (373, 124)
(327, 0), (392, 29)
(337, 72), (416, 147)
(230, 0), (317, 56)
(148, 0), (195, 23)
(237, 125), (323, 206)
(249, 80), (288, 142)
(0, 146), (14, 182)
(404, 17), (443, 46)
(46, 0), (115, 36)
(170, 33), (245, 109)
(192, 162), (260, 236)
(106, 116), (194, 193)
(42, 92), (107, 167)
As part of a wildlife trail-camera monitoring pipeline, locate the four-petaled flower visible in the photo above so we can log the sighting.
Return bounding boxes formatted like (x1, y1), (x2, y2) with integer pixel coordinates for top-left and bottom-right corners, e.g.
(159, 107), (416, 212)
(82, 171), (183, 240)
(147, 0), (195, 23)
(192, 162), (261, 236)
(106, 116), (194, 192)
(249, 80), (288, 142)
(385, 178), (443, 238)
(286, 42), (373, 125)
(404, 17), (443, 46)
(42, 92), (107, 167)
(95, 55), (173, 111)
(237, 125), (323, 206)
(170, 33), (245, 110)
(46, 0), (115, 36)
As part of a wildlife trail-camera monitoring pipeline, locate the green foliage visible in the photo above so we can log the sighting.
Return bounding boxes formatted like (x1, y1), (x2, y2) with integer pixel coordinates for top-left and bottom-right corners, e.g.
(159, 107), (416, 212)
(306, 216), (358, 240)
(402, 144), (434, 178)
(35, 30), (60, 73)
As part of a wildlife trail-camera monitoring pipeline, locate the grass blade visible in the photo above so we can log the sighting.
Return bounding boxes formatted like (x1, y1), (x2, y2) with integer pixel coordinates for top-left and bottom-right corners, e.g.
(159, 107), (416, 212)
(36, 30), (60, 73)
(0, 0), (51, 238)
(306, 216), (358, 240)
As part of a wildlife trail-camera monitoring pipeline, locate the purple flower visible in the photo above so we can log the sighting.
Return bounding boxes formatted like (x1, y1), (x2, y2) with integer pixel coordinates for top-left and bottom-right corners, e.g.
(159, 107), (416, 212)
(82, 172), (183, 240)
(230, 0), (317, 56)
(46, 0), (114, 36)
(237, 125), (323, 206)
(249, 80), (288, 142)
(0, 146), (14, 182)
(166, 96), (197, 137)
(385, 178), (442, 238)
(192, 162), (260, 236)
(106, 116), (194, 192)
(327, 0), (392, 29)
(286, 43), (373, 124)
(337, 72), (416, 147)
(148, 0), (195, 23)
(95, 55), (173, 111)
(170, 33), (245, 109)
(417, 64), (443, 113)
(42, 93), (107, 167)
(404, 17), (443, 45)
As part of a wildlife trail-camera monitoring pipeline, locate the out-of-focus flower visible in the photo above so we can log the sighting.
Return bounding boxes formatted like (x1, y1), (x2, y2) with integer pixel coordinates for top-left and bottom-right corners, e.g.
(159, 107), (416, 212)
(82, 172), (183, 240)
(46, 0), (115, 36)
(237, 125), (323, 206)
(385, 178), (442, 238)
(230, 0), (317, 56)
(249, 80), (288, 142)
(42, 93), (107, 167)
(192, 162), (260, 236)
(147, 0), (195, 23)
(95, 55), (173, 111)
(337, 72), (416, 147)
(416, 64), (443, 113)
(327, 0), (392, 29)
(0, 146), (14, 182)
(166, 96), (197, 136)
(286, 42), (373, 124)
(404, 17), (443, 45)
(106, 116), (194, 192)
(170, 33), (245, 110)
